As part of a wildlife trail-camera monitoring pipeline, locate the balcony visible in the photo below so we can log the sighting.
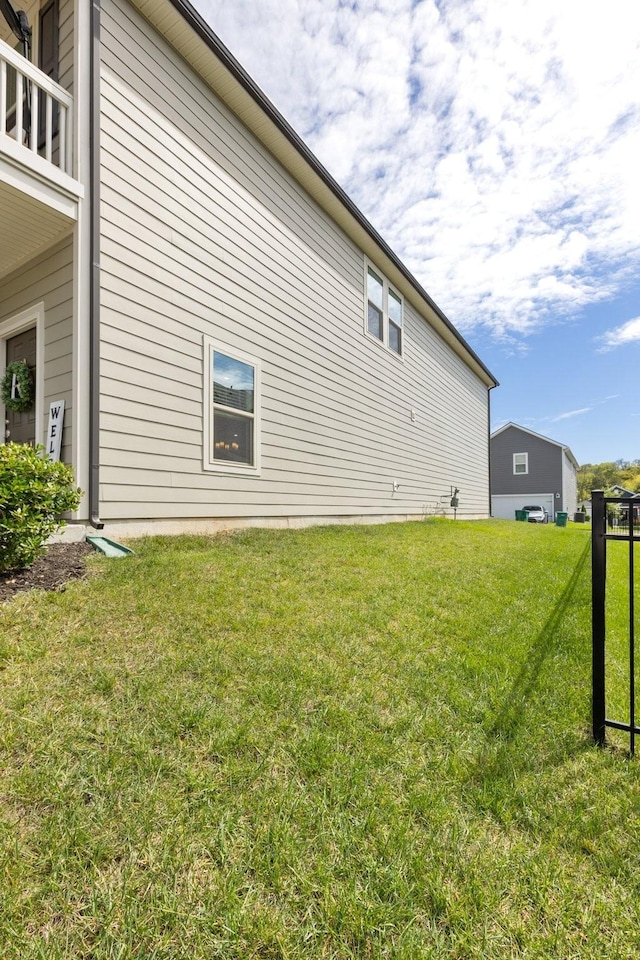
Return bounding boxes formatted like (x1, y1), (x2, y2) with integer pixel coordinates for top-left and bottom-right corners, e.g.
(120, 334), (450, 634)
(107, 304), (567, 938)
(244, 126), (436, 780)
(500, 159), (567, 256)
(0, 37), (83, 281)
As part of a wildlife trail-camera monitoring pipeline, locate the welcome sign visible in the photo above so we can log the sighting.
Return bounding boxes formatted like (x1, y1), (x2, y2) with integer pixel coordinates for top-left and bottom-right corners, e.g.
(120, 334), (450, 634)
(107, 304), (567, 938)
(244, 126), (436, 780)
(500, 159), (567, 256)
(46, 400), (65, 461)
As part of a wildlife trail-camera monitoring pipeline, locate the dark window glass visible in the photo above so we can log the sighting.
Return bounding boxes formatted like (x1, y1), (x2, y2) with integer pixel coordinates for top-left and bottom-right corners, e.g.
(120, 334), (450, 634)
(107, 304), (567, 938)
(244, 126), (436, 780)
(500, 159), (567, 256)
(213, 410), (253, 465)
(368, 302), (383, 340)
(389, 322), (402, 354)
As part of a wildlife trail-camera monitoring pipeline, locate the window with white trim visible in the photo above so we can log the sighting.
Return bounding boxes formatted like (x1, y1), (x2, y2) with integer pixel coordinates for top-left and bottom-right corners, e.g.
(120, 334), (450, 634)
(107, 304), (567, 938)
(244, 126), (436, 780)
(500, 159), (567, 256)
(365, 263), (403, 356)
(204, 338), (260, 472)
(513, 452), (528, 475)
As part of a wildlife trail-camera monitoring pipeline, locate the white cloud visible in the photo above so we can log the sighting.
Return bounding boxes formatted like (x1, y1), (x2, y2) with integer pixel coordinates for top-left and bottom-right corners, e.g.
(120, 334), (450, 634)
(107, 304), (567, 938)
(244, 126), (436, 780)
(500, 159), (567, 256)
(192, 0), (640, 341)
(596, 316), (640, 350)
(535, 394), (620, 425)
(550, 407), (592, 422)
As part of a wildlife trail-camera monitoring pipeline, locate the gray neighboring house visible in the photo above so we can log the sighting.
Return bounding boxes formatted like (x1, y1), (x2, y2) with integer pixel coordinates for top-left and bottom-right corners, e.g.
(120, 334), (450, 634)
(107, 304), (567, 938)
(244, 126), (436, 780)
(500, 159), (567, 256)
(610, 485), (639, 498)
(1, 0), (497, 539)
(490, 423), (578, 521)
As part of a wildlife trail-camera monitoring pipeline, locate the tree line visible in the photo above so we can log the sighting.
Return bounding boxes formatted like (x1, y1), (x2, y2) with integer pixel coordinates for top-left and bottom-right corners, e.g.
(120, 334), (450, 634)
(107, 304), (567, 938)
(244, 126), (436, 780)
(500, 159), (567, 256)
(577, 460), (640, 501)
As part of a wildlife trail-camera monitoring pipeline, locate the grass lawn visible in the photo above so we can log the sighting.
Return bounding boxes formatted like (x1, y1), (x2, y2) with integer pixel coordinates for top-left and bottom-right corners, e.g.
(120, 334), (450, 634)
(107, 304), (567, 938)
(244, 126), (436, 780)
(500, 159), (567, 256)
(1, 518), (640, 959)
(603, 536), (640, 751)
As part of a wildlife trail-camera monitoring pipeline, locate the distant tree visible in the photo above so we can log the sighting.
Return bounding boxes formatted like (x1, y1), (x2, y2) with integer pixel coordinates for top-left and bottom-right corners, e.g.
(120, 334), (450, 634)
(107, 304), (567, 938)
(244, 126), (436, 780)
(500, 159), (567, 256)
(577, 460), (640, 500)
(577, 469), (595, 501)
(626, 472), (640, 493)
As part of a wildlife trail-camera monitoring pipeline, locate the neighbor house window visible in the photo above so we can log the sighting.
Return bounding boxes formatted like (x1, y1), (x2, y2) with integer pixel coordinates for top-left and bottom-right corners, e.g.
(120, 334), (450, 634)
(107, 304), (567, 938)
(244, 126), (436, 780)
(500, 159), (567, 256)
(365, 262), (403, 356)
(513, 452), (528, 475)
(204, 338), (260, 472)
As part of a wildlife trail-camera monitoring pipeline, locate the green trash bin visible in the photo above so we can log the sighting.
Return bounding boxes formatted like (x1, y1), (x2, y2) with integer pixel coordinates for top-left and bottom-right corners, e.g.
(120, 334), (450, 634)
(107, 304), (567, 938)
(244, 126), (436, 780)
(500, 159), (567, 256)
(515, 510), (529, 521)
(555, 512), (568, 527)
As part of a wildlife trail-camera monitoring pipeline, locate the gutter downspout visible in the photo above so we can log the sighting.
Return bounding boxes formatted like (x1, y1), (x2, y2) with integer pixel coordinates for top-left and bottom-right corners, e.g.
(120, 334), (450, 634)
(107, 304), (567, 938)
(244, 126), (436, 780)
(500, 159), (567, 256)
(89, 0), (103, 529)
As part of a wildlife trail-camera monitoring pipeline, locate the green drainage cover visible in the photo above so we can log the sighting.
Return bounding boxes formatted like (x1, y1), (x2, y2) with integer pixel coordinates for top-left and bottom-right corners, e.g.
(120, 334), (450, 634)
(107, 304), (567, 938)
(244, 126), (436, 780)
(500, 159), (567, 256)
(86, 536), (134, 558)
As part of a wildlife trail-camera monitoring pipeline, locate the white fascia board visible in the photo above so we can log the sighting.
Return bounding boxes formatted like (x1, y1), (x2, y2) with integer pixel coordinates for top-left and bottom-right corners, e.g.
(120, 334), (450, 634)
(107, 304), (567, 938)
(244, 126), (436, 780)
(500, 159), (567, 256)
(0, 149), (82, 219)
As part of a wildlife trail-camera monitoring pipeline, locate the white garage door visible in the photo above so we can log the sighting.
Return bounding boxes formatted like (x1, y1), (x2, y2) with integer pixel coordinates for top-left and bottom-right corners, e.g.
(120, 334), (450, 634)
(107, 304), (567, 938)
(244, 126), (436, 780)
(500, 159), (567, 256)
(492, 493), (555, 521)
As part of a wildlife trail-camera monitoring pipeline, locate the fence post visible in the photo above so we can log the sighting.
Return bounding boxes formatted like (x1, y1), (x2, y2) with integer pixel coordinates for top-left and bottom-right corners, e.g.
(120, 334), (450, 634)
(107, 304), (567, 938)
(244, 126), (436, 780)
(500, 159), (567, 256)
(592, 490), (606, 745)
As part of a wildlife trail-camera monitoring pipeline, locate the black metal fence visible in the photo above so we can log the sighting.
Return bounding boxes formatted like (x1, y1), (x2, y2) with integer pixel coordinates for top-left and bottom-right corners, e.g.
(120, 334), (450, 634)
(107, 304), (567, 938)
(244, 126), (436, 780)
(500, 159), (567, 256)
(592, 490), (639, 753)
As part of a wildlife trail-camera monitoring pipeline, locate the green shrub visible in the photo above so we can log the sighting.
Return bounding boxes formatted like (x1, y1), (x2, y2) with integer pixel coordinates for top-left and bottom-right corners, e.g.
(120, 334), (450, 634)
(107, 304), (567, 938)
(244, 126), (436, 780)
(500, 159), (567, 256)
(0, 443), (82, 572)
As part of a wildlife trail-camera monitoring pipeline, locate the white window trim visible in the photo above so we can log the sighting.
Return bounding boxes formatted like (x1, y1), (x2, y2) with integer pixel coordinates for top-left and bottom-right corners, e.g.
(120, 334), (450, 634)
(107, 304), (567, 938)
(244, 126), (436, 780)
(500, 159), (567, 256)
(513, 452), (528, 475)
(203, 336), (261, 476)
(364, 258), (405, 359)
(0, 302), (45, 447)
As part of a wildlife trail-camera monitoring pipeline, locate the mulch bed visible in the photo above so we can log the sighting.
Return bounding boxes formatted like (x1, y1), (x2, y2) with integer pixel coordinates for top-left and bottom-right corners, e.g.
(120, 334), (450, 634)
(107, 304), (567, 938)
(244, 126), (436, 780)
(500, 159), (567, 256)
(0, 541), (95, 603)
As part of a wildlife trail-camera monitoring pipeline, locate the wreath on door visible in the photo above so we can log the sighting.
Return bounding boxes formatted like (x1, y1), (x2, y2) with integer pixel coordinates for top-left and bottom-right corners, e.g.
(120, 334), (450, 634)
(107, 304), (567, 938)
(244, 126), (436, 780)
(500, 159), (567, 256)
(1, 361), (34, 413)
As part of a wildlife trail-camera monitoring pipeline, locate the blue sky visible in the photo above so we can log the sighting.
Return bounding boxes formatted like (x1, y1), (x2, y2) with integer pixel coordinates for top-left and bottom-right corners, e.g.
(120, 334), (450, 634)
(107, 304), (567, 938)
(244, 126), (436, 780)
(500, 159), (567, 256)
(192, 0), (640, 466)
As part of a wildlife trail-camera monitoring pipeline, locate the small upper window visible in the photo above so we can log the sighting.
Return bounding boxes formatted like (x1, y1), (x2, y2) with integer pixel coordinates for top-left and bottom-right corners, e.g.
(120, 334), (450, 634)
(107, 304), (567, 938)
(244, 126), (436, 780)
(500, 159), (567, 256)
(204, 338), (260, 472)
(367, 268), (384, 340)
(513, 452), (528, 475)
(388, 288), (403, 354)
(365, 263), (403, 356)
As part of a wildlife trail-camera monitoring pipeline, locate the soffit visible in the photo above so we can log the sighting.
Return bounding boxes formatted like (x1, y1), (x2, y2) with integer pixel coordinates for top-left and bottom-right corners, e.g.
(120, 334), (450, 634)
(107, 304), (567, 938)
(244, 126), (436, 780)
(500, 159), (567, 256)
(0, 180), (73, 281)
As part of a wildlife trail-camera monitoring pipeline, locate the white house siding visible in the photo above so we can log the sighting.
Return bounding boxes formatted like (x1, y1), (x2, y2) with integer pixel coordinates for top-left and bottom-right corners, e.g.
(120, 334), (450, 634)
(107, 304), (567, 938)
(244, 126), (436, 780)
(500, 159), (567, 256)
(97, 0), (491, 523)
(562, 453), (578, 516)
(0, 237), (74, 462)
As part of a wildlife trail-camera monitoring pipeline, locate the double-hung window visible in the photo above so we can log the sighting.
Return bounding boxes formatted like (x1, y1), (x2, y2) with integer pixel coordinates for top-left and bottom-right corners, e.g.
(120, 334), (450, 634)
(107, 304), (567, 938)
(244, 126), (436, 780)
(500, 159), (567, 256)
(513, 452), (528, 475)
(204, 337), (260, 473)
(366, 263), (403, 356)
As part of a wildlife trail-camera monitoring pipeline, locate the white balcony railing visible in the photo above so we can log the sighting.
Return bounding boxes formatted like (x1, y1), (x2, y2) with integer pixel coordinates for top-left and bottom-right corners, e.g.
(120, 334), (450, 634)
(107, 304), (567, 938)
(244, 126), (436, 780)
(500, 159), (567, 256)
(0, 37), (73, 178)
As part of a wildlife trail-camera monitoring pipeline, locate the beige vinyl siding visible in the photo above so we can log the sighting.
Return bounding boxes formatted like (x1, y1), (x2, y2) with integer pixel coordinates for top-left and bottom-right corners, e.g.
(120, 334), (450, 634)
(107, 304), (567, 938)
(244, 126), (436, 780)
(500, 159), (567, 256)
(98, 0), (490, 521)
(0, 236), (74, 461)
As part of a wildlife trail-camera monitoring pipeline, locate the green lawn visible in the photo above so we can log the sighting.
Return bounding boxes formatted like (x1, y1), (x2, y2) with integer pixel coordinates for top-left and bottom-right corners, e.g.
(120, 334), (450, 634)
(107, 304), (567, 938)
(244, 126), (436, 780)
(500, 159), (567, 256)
(603, 536), (640, 751)
(1, 519), (639, 959)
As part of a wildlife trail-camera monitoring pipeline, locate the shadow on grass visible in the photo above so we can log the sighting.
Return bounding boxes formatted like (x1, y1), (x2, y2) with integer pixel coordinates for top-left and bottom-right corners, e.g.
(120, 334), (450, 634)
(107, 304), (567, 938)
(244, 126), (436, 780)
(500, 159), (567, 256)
(469, 537), (592, 789)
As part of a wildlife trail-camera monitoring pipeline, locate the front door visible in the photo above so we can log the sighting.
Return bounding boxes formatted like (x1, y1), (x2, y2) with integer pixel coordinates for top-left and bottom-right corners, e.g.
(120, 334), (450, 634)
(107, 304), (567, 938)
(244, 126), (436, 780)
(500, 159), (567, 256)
(5, 328), (37, 445)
